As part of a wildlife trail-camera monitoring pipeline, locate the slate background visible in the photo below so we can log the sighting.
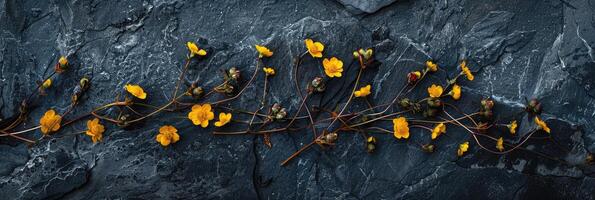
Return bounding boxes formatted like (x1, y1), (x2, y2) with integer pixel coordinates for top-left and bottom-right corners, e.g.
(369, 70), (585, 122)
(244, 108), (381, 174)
(0, 0), (594, 199)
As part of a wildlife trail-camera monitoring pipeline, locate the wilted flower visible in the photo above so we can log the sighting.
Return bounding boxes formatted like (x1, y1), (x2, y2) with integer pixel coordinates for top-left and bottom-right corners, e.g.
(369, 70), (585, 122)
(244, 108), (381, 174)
(450, 84), (461, 100)
(305, 39), (324, 58)
(426, 60), (438, 72)
(458, 141), (469, 156)
(85, 118), (105, 143)
(354, 85), (371, 97)
(214, 113), (232, 127)
(427, 84), (443, 98)
(55, 56), (68, 73)
(40, 109), (62, 135)
(255, 45), (273, 58)
(393, 117), (409, 139)
(508, 120), (518, 135)
(407, 71), (422, 85)
(156, 125), (180, 147)
(263, 67), (275, 76)
(460, 61), (474, 81)
(534, 117), (550, 133)
(187, 42), (207, 57)
(124, 84), (147, 99)
(496, 137), (504, 152)
(431, 123), (446, 140)
(323, 57), (343, 78)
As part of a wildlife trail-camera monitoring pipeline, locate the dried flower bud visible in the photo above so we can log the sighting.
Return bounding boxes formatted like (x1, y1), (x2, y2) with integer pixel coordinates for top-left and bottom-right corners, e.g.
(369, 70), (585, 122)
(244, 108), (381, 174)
(586, 153), (593, 165)
(477, 122), (489, 134)
(309, 77), (326, 93)
(79, 77), (90, 91)
(427, 98), (442, 108)
(275, 108), (287, 120)
(399, 98), (412, 108)
(271, 103), (281, 113)
(55, 56), (68, 73)
(481, 98), (495, 111)
(407, 71), (422, 85)
(117, 114), (131, 127)
(324, 132), (338, 143)
(191, 87), (204, 99)
(366, 136), (377, 153)
(480, 110), (493, 120)
(422, 144), (435, 153)
(424, 108), (438, 118)
(525, 98), (542, 114)
(228, 67), (241, 81)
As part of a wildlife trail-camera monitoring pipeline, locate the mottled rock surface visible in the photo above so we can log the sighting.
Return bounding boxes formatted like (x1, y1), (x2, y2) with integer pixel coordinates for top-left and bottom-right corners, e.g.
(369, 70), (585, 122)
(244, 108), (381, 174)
(0, 0), (594, 199)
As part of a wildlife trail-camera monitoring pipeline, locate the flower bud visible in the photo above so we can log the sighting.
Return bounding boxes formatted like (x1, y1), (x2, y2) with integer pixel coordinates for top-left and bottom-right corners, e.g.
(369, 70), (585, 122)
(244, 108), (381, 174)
(407, 71), (422, 85)
(55, 56), (69, 73)
(366, 136), (377, 153)
(353, 51), (360, 59)
(191, 87), (204, 99)
(363, 49), (373, 60)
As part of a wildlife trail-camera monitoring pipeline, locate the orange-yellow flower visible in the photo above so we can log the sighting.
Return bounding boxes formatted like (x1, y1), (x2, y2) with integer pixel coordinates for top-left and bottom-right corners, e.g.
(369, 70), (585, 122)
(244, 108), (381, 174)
(393, 117), (409, 139)
(305, 39), (324, 58)
(508, 120), (518, 135)
(59, 56), (68, 66)
(496, 137), (504, 152)
(85, 118), (105, 143)
(187, 42), (207, 57)
(450, 84), (461, 100)
(458, 141), (469, 156)
(39, 109), (62, 135)
(427, 84), (443, 98)
(460, 61), (474, 81)
(125, 84), (147, 99)
(42, 79), (52, 89)
(534, 117), (550, 133)
(188, 104), (215, 128)
(431, 123), (446, 140)
(323, 57), (343, 78)
(426, 60), (438, 72)
(214, 112), (232, 127)
(255, 45), (273, 58)
(354, 85), (371, 97)
(156, 125), (180, 147)
(263, 67), (275, 76)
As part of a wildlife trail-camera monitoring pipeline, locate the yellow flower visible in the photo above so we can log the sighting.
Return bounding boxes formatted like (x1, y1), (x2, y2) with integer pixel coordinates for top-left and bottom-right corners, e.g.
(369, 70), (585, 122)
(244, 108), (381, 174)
(458, 141), (469, 156)
(460, 61), (474, 81)
(427, 84), (443, 98)
(305, 39), (324, 58)
(214, 112), (232, 127)
(393, 117), (409, 139)
(431, 123), (446, 140)
(156, 125), (180, 147)
(188, 104), (215, 128)
(42, 79), (52, 89)
(124, 84), (147, 99)
(508, 120), (518, 135)
(496, 137), (504, 152)
(450, 84), (461, 100)
(322, 57), (343, 78)
(354, 85), (371, 97)
(59, 56), (68, 66)
(39, 109), (62, 135)
(426, 60), (438, 72)
(85, 118), (105, 143)
(263, 67), (275, 76)
(534, 117), (550, 133)
(187, 42), (207, 57)
(255, 45), (273, 58)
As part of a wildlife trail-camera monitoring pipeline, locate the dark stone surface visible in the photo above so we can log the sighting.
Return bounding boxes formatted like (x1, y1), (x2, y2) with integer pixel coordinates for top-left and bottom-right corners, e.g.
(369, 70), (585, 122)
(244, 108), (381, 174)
(0, 0), (594, 199)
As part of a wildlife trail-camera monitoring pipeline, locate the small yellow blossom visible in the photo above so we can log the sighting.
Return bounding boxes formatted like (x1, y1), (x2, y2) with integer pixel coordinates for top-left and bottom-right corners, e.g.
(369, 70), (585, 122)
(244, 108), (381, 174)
(187, 42), (207, 57)
(496, 137), (504, 152)
(263, 67), (275, 76)
(305, 39), (324, 58)
(451, 84), (461, 100)
(255, 45), (273, 58)
(460, 61), (474, 81)
(156, 125), (180, 147)
(427, 84), (443, 98)
(458, 141), (469, 156)
(354, 85), (371, 97)
(322, 57), (343, 78)
(85, 118), (105, 143)
(426, 60), (438, 72)
(534, 117), (551, 133)
(214, 112), (232, 127)
(124, 84), (147, 99)
(59, 56), (68, 66)
(393, 117), (410, 139)
(508, 120), (518, 135)
(39, 109), (62, 135)
(42, 79), (52, 89)
(431, 123), (446, 140)
(188, 104), (215, 128)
